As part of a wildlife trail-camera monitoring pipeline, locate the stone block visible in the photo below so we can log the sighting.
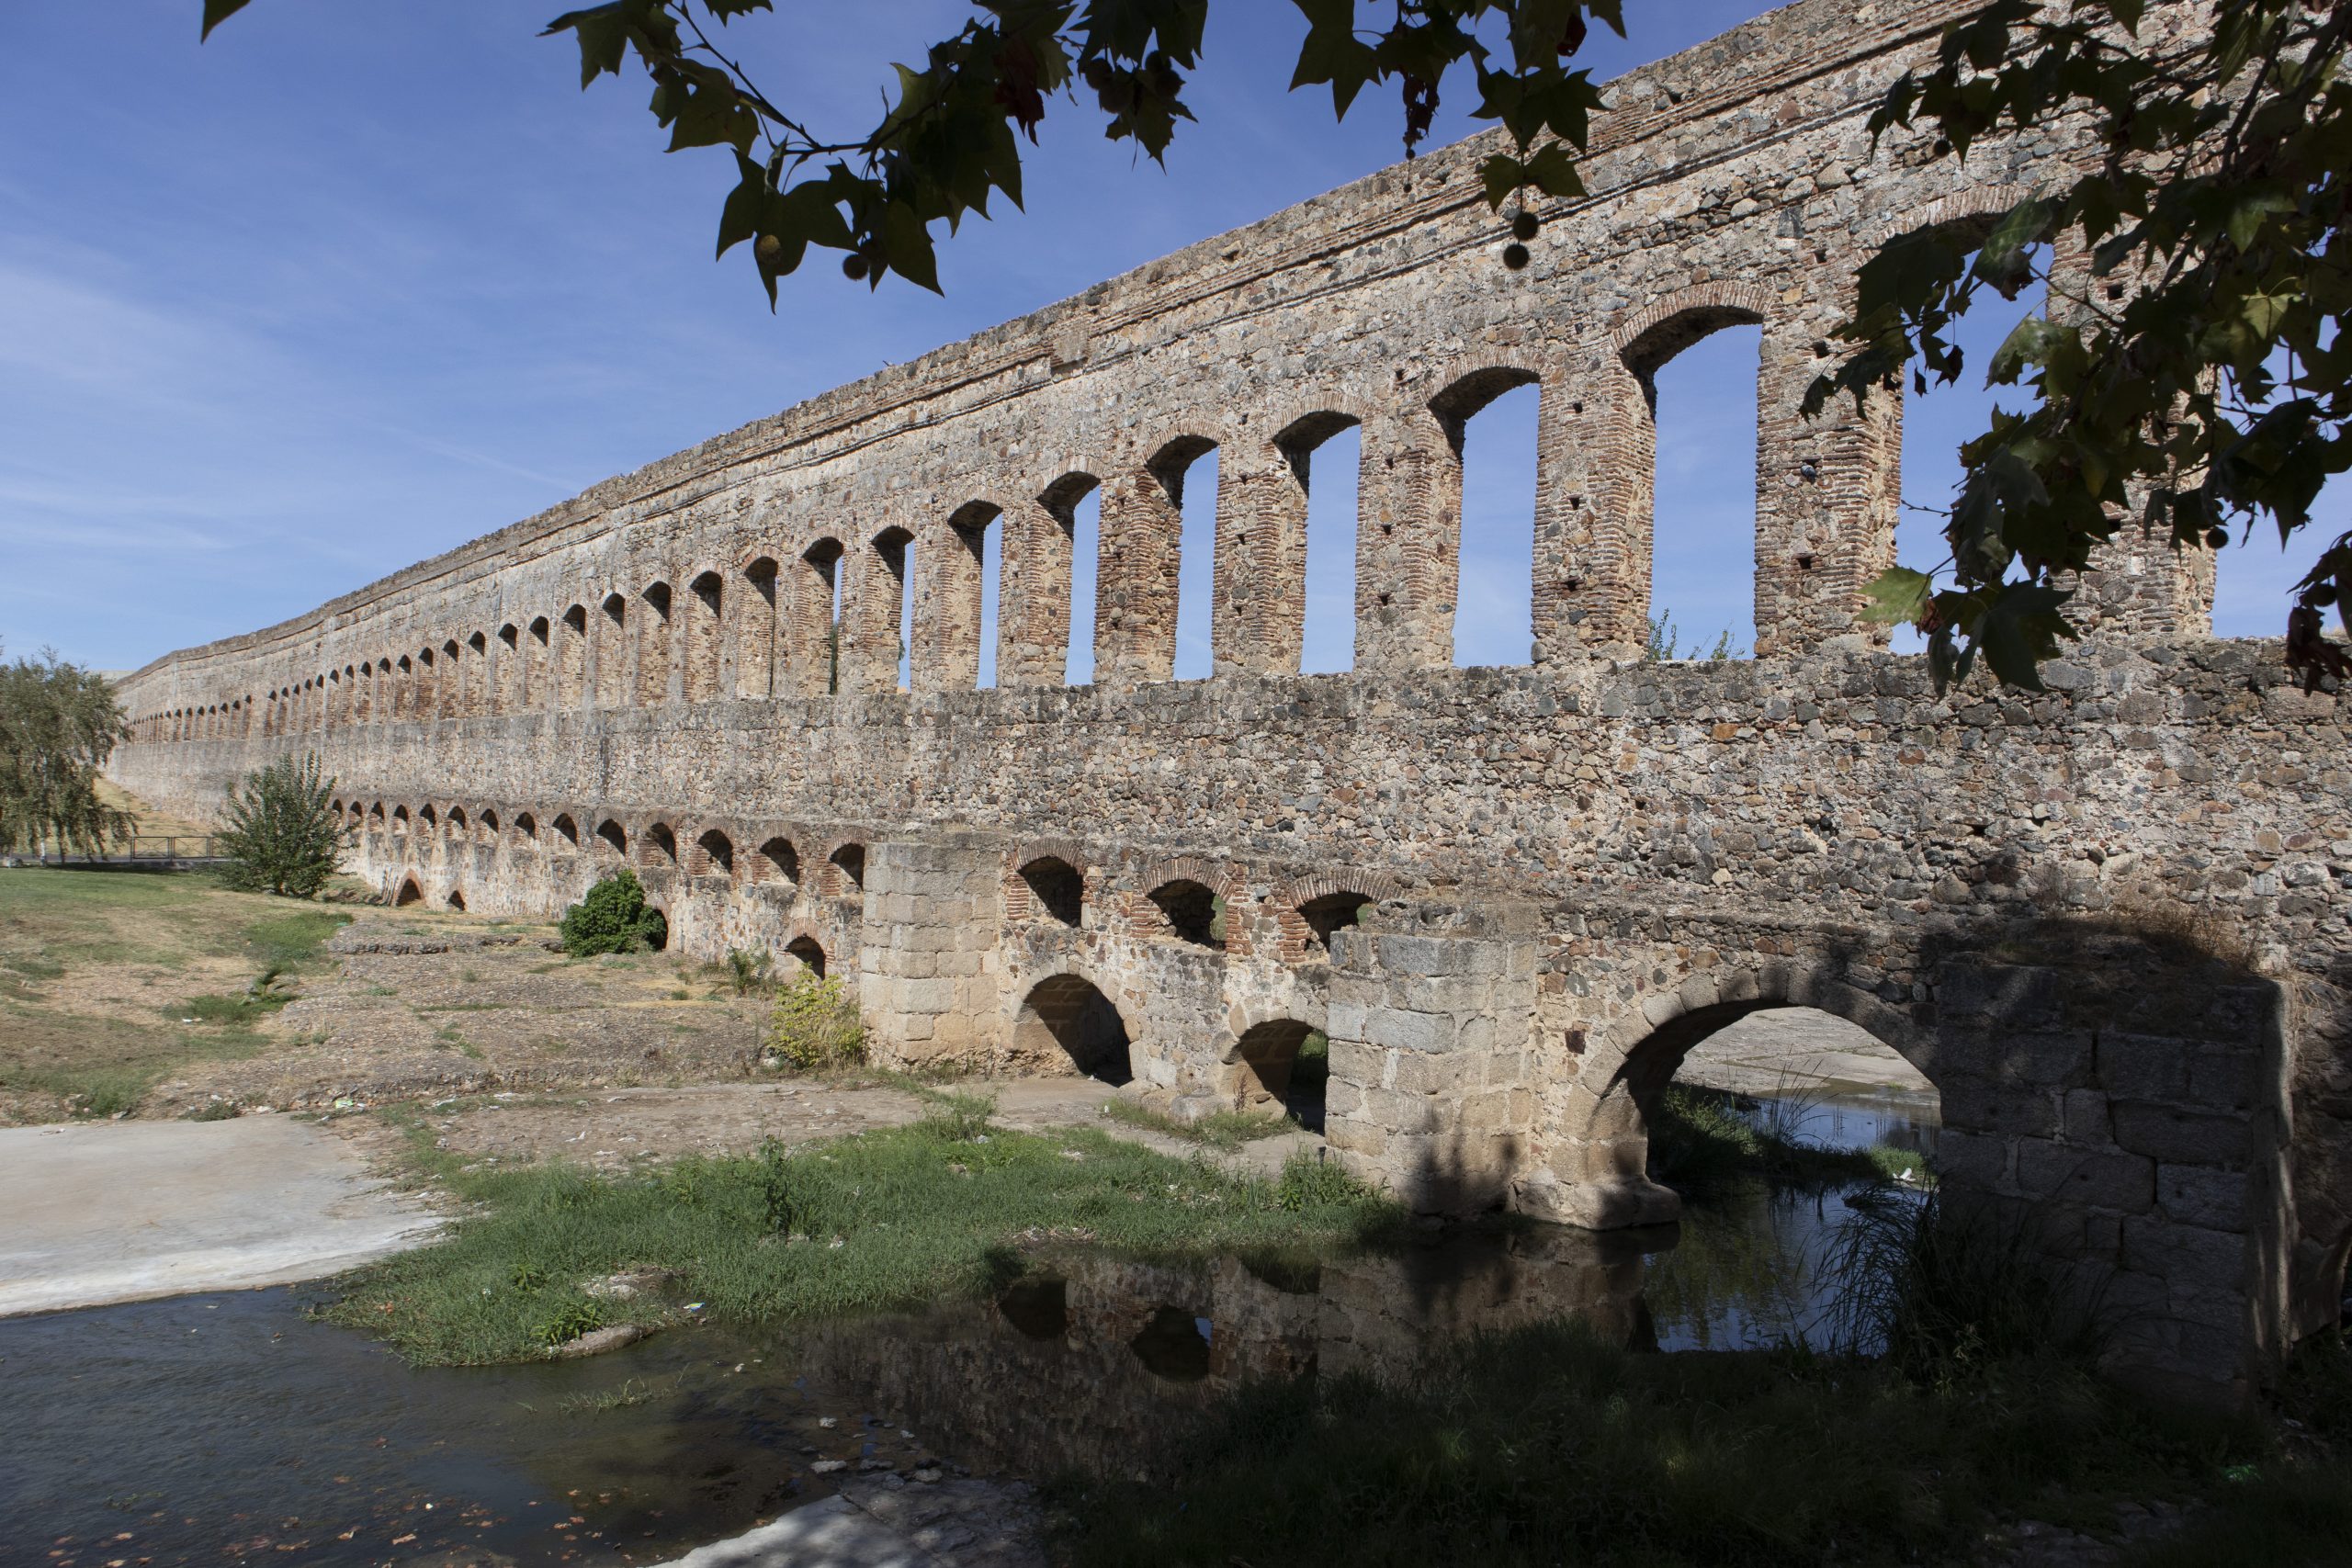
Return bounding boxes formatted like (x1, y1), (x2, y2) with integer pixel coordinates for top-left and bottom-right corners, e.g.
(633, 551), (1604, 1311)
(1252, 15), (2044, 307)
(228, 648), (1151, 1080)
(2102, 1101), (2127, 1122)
(1375, 934), (1454, 976)
(2111, 1102), (2253, 1167)
(2095, 1034), (2190, 1100)
(1364, 1007), (1454, 1055)
(2156, 1164), (2251, 1230)
(2013, 1141), (2154, 1212)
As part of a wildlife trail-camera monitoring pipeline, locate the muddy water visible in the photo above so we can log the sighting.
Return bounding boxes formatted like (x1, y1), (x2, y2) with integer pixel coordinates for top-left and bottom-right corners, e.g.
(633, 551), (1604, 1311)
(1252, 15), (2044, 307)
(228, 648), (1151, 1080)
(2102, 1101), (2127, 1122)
(0, 1088), (1931, 1565)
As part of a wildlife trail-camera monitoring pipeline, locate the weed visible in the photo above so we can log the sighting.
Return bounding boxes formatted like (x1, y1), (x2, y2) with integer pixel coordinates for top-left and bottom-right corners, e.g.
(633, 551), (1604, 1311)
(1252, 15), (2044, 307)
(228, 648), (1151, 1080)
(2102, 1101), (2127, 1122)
(914, 1089), (997, 1143)
(1823, 1189), (2113, 1377)
(532, 1300), (608, 1348)
(433, 1023), (484, 1060)
(1103, 1098), (1294, 1151)
(326, 1118), (1398, 1366)
(721, 947), (774, 996)
(763, 973), (865, 1071)
(187, 1098), (241, 1122)
(557, 1378), (660, 1416)
(1277, 1147), (1374, 1211)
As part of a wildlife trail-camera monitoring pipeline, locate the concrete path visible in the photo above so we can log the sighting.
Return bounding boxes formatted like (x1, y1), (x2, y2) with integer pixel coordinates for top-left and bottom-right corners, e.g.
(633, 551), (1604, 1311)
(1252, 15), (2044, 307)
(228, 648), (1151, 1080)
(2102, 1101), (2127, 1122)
(0, 1115), (441, 1316)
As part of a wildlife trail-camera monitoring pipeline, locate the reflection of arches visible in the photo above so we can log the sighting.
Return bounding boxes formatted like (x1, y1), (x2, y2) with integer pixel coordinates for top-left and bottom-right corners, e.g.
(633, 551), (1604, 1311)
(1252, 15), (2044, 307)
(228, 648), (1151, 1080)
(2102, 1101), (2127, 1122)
(394, 876), (423, 907)
(786, 935), (826, 978)
(1018, 856), (1084, 927)
(1015, 973), (1133, 1084)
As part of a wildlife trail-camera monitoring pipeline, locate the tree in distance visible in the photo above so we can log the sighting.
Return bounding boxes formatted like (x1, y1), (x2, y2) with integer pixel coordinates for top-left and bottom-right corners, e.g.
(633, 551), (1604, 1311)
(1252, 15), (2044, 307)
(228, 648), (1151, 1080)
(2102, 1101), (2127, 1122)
(0, 647), (131, 862)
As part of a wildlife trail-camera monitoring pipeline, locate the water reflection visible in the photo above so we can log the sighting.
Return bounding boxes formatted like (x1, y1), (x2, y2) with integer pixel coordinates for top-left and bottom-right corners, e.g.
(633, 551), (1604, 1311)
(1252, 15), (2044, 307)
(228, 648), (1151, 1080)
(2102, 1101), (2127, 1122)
(0, 1089), (1937, 1562)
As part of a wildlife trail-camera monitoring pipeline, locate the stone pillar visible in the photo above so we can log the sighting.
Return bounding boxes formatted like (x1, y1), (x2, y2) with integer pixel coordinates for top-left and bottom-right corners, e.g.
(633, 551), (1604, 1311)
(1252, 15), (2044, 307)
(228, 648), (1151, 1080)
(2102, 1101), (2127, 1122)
(1322, 900), (1539, 1214)
(1092, 467), (1182, 689)
(1752, 306), (1900, 657)
(1355, 410), (1450, 677)
(857, 836), (1006, 1069)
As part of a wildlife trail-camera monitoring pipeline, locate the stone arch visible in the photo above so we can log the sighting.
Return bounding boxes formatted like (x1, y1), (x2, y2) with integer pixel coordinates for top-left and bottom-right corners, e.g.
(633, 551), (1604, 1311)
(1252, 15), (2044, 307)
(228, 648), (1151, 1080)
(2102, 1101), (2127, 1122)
(1098, 434), (1218, 686)
(1551, 961), (1931, 1229)
(478, 808), (500, 843)
(786, 933), (827, 978)
(1016, 855), (1085, 928)
(736, 555), (781, 698)
(514, 811), (538, 843)
(637, 581), (673, 705)
(684, 570), (724, 702)
(1227, 1018), (1323, 1115)
(1013, 970), (1134, 1085)
(594, 818), (628, 859)
(694, 827), (734, 878)
(1145, 878), (1223, 950)
(596, 593), (629, 708)
(753, 834), (800, 887)
(446, 886), (468, 911)
(796, 537), (846, 697)
(496, 624), (521, 713)
(1427, 365), (1545, 669)
(1034, 472), (1101, 686)
(938, 501), (1006, 691)
(865, 524), (915, 692)
(1274, 871), (1404, 961)
(827, 840), (866, 895)
(394, 875), (424, 907)
(1234, 408), (1366, 677)
(641, 821), (679, 869)
(558, 605), (589, 708)
(550, 813), (580, 849)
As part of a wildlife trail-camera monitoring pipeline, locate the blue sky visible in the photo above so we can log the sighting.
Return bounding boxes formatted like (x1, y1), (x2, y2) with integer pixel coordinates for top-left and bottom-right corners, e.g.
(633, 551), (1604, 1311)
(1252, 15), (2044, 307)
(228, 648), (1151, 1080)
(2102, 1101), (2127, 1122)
(2, 3), (2335, 678)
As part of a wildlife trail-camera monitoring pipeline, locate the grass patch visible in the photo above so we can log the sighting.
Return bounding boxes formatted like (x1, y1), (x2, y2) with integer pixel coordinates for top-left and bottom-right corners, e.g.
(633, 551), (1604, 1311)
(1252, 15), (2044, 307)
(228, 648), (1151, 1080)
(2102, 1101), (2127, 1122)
(326, 1109), (1398, 1366)
(1646, 1084), (1886, 1197)
(1049, 1320), (2308, 1568)
(1102, 1098), (1298, 1152)
(0, 868), (351, 1120)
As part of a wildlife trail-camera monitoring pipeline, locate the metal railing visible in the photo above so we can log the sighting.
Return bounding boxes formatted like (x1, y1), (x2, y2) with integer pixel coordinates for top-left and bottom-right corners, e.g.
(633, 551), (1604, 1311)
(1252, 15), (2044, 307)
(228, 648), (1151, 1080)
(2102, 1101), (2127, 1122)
(3, 834), (220, 866)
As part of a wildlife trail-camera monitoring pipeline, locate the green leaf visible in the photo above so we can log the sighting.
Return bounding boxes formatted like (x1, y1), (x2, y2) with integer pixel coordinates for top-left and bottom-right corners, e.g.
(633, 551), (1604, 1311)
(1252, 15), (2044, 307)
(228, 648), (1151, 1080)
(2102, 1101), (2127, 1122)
(1480, 153), (1526, 208)
(1861, 567), (1936, 626)
(1973, 581), (2075, 691)
(1986, 316), (2070, 384)
(1290, 0), (1380, 119)
(199, 0), (254, 39)
(879, 202), (942, 295)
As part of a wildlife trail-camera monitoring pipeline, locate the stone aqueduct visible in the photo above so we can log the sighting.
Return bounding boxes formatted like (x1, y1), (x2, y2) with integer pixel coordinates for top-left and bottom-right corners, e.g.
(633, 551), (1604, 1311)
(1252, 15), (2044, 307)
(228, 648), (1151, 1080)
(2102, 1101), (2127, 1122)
(108, 0), (2349, 1401)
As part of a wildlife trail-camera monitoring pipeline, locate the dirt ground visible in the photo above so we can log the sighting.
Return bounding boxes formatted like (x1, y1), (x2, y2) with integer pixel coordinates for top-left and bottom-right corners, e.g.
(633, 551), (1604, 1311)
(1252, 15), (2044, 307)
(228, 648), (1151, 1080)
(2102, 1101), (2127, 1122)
(147, 908), (776, 1118)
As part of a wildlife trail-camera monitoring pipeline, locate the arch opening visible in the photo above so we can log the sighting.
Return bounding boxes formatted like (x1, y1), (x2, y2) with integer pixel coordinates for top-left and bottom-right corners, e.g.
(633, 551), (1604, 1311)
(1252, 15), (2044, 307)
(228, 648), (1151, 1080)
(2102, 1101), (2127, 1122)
(695, 828), (734, 878)
(1148, 879), (1222, 949)
(394, 876), (423, 908)
(643, 822), (679, 867)
(551, 814), (579, 849)
(1431, 369), (1541, 668)
(786, 935), (826, 978)
(686, 571), (724, 702)
(1014, 974), (1132, 1085)
(872, 525), (914, 692)
(594, 819), (628, 858)
(1041, 472), (1102, 685)
(638, 582), (673, 705)
(804, 538), (845, 695)
(1269, 412), (1363, 676)
(829, 842), (865, 893)
(757, 836), (800, 886)
(446, 887), (467, 911)
(597, 594), (629, 708)
(1623, 307), (1764, 662)
(1297, 892), (1371, 954)
(1019, 856), (1084, 927)
(945, 502), (1003, 690)
(739, 557), (780, 698)
(1234, 1019), (1325, 1131)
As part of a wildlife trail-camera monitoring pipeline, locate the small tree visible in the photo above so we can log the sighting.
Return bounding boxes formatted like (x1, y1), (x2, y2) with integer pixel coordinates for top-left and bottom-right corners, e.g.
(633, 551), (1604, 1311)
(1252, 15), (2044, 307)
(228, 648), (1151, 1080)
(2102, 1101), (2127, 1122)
(0, 648), (131, 860)
(558, 867), (669, 956)
(217, 751), (348, 897)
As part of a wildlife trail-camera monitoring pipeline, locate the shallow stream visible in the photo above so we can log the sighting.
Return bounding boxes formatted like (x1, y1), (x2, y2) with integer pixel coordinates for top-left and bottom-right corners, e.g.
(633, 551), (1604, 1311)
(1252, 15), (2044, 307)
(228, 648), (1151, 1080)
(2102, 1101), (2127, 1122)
(0, 1087), (1934, 1566)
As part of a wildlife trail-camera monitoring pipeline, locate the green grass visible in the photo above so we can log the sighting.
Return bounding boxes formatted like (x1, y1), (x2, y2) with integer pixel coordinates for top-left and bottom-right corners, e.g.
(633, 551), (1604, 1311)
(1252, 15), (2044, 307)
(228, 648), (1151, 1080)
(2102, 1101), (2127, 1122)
(1050, 1320), (2312, 1568)
(1646, 1084), (1887, 1197)
(1102, 1098), (1297, 1151)
(0, 868), (351, 1118)
(325, 1106), (1399, 1366)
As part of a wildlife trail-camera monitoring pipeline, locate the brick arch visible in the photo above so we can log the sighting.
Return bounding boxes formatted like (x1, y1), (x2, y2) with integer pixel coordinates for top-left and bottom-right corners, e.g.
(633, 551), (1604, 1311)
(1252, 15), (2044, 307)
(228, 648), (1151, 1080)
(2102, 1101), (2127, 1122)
(1544, 958), (1931, 1228)
(1859, 181), (2046, 253)
(1271, 871), (1407, 961)
(1607, 281), (1777, 362)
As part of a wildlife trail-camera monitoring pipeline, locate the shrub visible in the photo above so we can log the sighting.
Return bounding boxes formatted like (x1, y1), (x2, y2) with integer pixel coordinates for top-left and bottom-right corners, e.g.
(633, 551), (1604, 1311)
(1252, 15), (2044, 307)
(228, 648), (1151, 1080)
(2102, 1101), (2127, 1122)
(763, 972), (865, 1071)
(722, 946), (774, 995)
(217, 751), (348, 898)
(558, 868), (667, 957)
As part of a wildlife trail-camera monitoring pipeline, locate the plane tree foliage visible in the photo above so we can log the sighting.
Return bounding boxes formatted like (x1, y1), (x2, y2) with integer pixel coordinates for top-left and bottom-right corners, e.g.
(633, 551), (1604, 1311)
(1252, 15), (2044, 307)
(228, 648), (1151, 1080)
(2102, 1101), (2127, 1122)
(198, 0), (2349, 686)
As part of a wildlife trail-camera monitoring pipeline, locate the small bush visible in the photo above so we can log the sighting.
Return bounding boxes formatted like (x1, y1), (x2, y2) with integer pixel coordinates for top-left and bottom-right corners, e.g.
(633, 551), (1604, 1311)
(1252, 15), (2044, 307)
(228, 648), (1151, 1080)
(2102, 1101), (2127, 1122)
(763, 972), (865, 1071)
(217, 752), (349, 899)
(532, 1299), (608, 1348)
(558, 869), (668, 958)
(722, 947), (774, 995)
